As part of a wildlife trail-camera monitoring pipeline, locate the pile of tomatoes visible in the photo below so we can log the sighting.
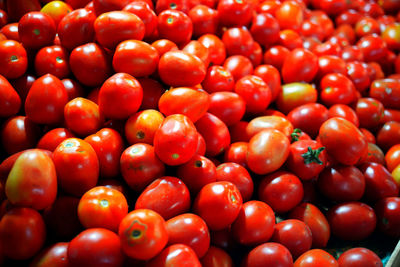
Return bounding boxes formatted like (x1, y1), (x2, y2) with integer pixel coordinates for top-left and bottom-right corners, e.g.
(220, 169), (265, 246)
(1, 0), (400, 266)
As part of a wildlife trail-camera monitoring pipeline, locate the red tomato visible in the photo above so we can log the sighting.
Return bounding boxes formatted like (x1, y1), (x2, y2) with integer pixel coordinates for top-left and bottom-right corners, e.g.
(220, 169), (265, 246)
(375, 197), (400, 238)
(125, 109), (164, 145)
(231, 200), (275, 245)
(289, 203), (330, 248)
(120, 143), (165, 191)
(183, 40), (210, 67)
(317, 165), (365, 202)
(223, 141), (249, 168)
(188, 5), (219, 37)
(246, 115), (294, 139)
(223, 55), (254, 81)
(157, 9), (192, 45)
(328, 104), (359, 127)
(243, 242), (293, 267)
(201, 65), (235, 93)
(146, 244), (201, 267)
(5, 149), (57, 210)
(158, 50), (206, 87)
(193, 181), (243, 231)
(177, 154), (217, 195)
(201, 246), (234, 267)
(247, 129), (290, 175)
(138, 78), (165, 110)
(30, 242), (69, 267)
(320, 73), (357, 106)
(217, 0), (253, 27)
(62, 78), (84, 101)
(53, 138), (99, 196)
(123, 1), (157, 39)
(386, 144), (400, 172)
(377, 121), (400, 151)
(67, 228), (124, 267)
(338, 247), (382, 267)
(276, 0), (303, 31)
(356, 34), (387, 63)
(98, 73), (143, 120)
(78, 186), (128, 232)
(250, 13), (279, 47)
(159, 87), (210, 123)
(253, 64), (281, 102)
(234, 75), (271, 114)
(92, 0), (131, 15)
(34, 45), (70, 79)
(18, 12), (56, 50)
(166, 213), (210, 258)
(222, 27), (254, 57)
(0, 40), (28, 79)
(0, 207), (46, 260)
(118, 209), (168, 260)
(327, 201), (376, 241)
(318, 117), (368, 165)
(113, 40), (159, 78)
(37, 128), (75, 152)
(208, 92), (246, 126)
(294, 249), (338, 267)
(0, 74), (21, 117)
(282, 48), (318, 84)
(287, 103), (329, 138)
(135, 176), (191, 220)
(198, 33), (226, 66)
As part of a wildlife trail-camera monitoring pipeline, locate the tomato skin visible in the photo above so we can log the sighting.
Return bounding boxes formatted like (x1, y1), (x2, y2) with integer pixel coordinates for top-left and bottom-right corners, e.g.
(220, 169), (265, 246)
(258, 171), (304, 213)
(247, 129), (290, 175)
(37, 128), (74, 152)
(208, 92), (245, 126)
(188, 5), (219, 38)
(5, 149), (57, 210)
(18, 12), (56, 50)
(234, 75), (271, 114)
(120, 143), (165, 191)
(67, 228), (124, 267)
(386, 144), (400, 172)
(159, 87), (210, 123)
(158, 50), (206, 87)
(118, 209), (168, 260)
(327, 201), (376, 241)
(377, 121), (400, 152)
(157, 9), (193, 46)
(318, 117), (368, 166)
(57, 8), (96, 51)
(125, 109), (164, 145)
(92, 0), (131, 15)
(289, 203), (330, 248)
(34, 45), (70, 79)
(217, 0), (253, 27)
(375, 197), (400, 238)
(78, 186), (128, 232)
(287, 103), (329, 138)
(135, 176), (191, 220)
(276, 83), (318, 115)
(202, 65), (235, 93)
(30, 242), (69, 267)
(243, 242), (294, 267)
(0, 207), (46, 260)
(319, 73), (357, 106)
(113, 40), (159, 78)
(198, 34), (226, 66)
(123, 1), (157, 39)
(138, 78), (165, 110)
(193, 181), (243, 231)
(338, 247), (382, 267)
(222, 27), (254, 57)
(201, 246), (234, 267)
(231, 200), (275, 246)
(53, 138), (99, 196)
(41, 1), (73, 27)
(294, 249), (338, 267)
(166, 213), (210, 258)
(0, 74), (21, 117)
(98, 73), (143, 120)
(0, 40), (28, 79)
(282, 48), (318, 84)
(328, 104), (359, 127)
(247, 115), (293, 140)
(146, 244), (201, 267)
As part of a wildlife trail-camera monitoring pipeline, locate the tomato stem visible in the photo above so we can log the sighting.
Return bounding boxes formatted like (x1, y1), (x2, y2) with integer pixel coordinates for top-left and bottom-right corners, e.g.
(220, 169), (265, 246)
(291, 128), (302, 142)
(302, 146), (325, 165)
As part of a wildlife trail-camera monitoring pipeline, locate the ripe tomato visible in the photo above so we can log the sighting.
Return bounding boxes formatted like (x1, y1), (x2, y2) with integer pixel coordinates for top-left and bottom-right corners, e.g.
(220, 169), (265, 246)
(53, 138), (99, 196)
(0, 40), (28, 79)
(294, 249), (338, 267)
(67, 228), (124, 267)
(223, 141), (249, 168)
(183, 40), (210, 67)
(166, 213), (210, 258)
(78, 186), (128, 232)
(5, 149), (57, 210)
(377, 121), (400, 151)
(37, 128), (75, 152)
(217, 0), (253, 27)
(234, 75), (271, 114)
(193, 181), (243, 231)
(282, 48), (318, 84)
(34, 45), (70, 79)
(188, 5), (219, 37)
(98, 73), (143, 120)
(287, 103), (329, 138)
(0, 74), (21, 117)
(118, 209), (168, 260)
(276, 83), (318, 115)
(385, 144), (400, 172)
(328, 104), (359, 127)
(222, 27), (254, 57)
(247, 115), (294, 139)
(231, 200), (275, 245)
(375, 197), (400, 238)
(18, 12), (56, 50)
(92, 0), (131, 15)
(338, 247), (382, 267)
(40, 1), (73, 27)
(201, 246), (234, 267)
(319, 73), (357, 106)
(146, 244), (201, 267)
(157, 9), (193, 45)
(138, 78), (165, 110)
(123, 1), (157, 39)
(243, 242), (293, 267)
(125, 109), (164, 145)
(223, 55), (254, 81)
(208, 92), (246, 126)
(0, 207), (46, 260)
(30, 242), (69, 267)
(198, 33), (226, 65)
(319, 117), (368, 165)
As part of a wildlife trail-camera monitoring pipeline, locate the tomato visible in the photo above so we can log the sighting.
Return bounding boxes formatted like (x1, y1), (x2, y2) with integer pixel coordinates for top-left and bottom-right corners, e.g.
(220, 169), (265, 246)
(113, 40), (159, 78)
(5, 149), (57, 210)
(234, 75), (271, 114)
(294, 249), (338, 267)
(40, 1), (72, 27)
(377, 121), (400, 151)
(1, 116), (40, 155)
(338, 247), (382, 267)
(157, 9), (192, 46)
(282, 48), (318, 84)
(155, 0), (194, 15)
(286, 140), (327, 180)
(0, 40), (28, 79)
(177, 154), (217, 195)
(61, 78), (84, 101)
(319, 117), (368, 165)
(328, 104), (359, 127)
(198, 34), (226, 66)
(208, 92), (245, 126)
(243, 242), (293, 267)
(319, 73), (357, 106)
(193, 181), (242, 231)
(223, 141), (248, 168)
(67, 228), (124, 267)
(159, 87), (210, 123)
(222, 27), (254, 57)
(0, 74), (21, 117)
(327, 201), (376, 241)
(375, 197), (400, 238)
(276, 83), (318, 115)
(231, 200), (275, 245)
(146, 244), (201, 267)
(123, 1), (157, 39)
(53, 138), (99, 196)
(37, 128), (74, 152)
(202, 66), (234, 93)
(138, 78), (165, 110)
(360, 162), (399, 202)
(30, 242), (69, 267)
(78, 186), (128, 232)
(357, 34), (387, 63)
(92, 0), (131, 15)
(386, 144), (400, 172)
(287, 103), (328, 138)
(188, 5), (219, 37)
(223, 55), (254, 81)
(217, 0), (253, 27)
(98, 73), (143, 120)
(250, 13), (279, 47)
(247, 129), (290, 175)
(18, 12), (56, 50)
(354, 97), (384, 129)
(125, 109), (164, 145)
(118, 209), (168, 260)
(34, 45), (70, 79)
(0, 207), (46, 260)
(84, 128), (124, 179)
(317, 165), (365, 202)
(57, 8), (96, 51)
(201, 246), (234, 267)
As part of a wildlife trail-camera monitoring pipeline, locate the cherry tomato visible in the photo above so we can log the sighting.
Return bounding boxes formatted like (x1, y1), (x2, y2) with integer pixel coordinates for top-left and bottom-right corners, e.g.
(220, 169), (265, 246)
(146, 244), (201, 267)
(338, 247), (382, 267)
(243, 242), (293, 267)
(377, 121), (400, 151)
(125, 109), (164, 145)
(202, 66), (235, 93)
(41, 1), (73, 27)
(294, 249), (338, 267)
(223, 141), (249, 168)
(118, 209), (168, 260)
(328, 104), (359, 127)
(0, 40), (28, 79)
(223, 55), (254, 81)
(222, 27), (254, 57)
(157, 9), (192, 46)
(198, 33), (226, 66)
(92, 0), (131, 15)
(138, 78), (165, 110)
(319, 73), (357, 106)
(217, 0), (253, 27)
(385, 144), (400, 172)
(234, 75), (271, 114)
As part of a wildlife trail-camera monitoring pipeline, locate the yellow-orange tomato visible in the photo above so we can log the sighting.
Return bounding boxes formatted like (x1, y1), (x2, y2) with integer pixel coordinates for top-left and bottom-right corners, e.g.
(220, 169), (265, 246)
(246, 115), (294, 139)
(125, 109), (164, 145)
(276, 82), (317, 114)
(41, 1), (73, 27)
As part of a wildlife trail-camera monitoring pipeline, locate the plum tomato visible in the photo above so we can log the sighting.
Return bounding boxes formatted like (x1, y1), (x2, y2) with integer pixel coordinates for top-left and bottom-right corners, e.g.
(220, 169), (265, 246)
(30, 242), (69, 267)
(294, 249), (338, 267)
(375, 197), (400, 238)
(146, 244), (201, 267)
(338, 247), (382, 267)
(243, 242), (293, 267)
